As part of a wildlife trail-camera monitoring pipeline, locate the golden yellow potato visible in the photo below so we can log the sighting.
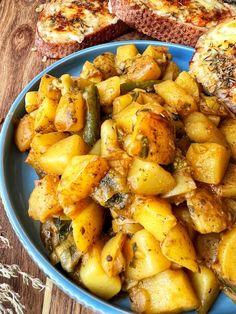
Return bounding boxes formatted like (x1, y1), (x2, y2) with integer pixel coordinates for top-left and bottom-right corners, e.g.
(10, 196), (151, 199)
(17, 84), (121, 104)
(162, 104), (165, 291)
(161, 223), (198, 272)
(127, 55), (161, 82)
(186, 143), (230, 184)
(155, 80), (198, 117)
(101, 232), (126, 277)
(88, 139), (101, 156)
(57, 155), (109, 211)
(25, 91), (39, 113)
(100, 119), (119, 157)
(189, 265), (220, 314)
(129, 269), (199, 314)
(80, 61), (102, 83)
(28, 175), (62, 223)
(54, 91), (85, 132)
(34, 97), (58, 133)
(72, 200), (104, 253)
(112, 219), (143, 235)
(38, 74), (61, 102)
(93, 52), (118, 79)
(207, 115), (221, 126)
(113, 94), (133, 115)
(97, 76), (120, 107)
(162, 61), (180, 80)
(116, 44), (139, 67)
(142, 45), (168, 64)
(214, 163), (236, 198)
(124, 229), (171, 281)
(174, 205), (196, 240)
(58, 74), (75, 95)
(80, 241), (121, 299)
(186, 187), (230, 234)
(133, 196), (177, 241)
(127, 158), (176, 195)
(220, 118), (236, 160)
(175, 71), (200, 100)
(128, 111), (175, 164)
(15, 114), (35, 152)
(39, 135), (89, 175)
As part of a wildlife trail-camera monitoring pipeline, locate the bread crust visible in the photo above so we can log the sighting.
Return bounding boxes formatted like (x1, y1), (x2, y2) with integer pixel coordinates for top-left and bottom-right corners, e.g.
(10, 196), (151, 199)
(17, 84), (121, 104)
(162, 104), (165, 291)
(110, 0), (206, 47)
(36, 20), (129, 59)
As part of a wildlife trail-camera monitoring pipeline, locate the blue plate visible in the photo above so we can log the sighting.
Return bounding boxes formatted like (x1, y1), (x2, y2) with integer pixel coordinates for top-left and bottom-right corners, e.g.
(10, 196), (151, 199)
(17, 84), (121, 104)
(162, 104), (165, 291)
(0, 40), (235, 314)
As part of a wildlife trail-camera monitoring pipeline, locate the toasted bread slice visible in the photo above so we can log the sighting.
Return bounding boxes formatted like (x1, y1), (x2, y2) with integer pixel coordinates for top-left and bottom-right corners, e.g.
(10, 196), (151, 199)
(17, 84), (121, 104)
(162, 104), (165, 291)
(109, 0), (236, 47)
(190, 18), (236, 113)
(35, 0), (129, 59)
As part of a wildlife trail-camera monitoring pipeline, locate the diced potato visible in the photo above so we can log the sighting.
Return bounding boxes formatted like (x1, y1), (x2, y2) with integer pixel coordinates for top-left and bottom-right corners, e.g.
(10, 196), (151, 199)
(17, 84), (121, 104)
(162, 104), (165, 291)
(97, 76), (120, 107)
(28, 175), (62, 223)
(38, 74), (61, 102)
(39, 135), (89, 175)
(54, 91), (85, 132)
(186, 187), (230, 234)
(126, 55), (161, 82)
(25, 91), (39, 113)
(26, 132), (68, 172)
(128, 111), (175, 165)
(174, 205), (196, 240)
(112, 219), (143, 235)
(124, 229), (170, 281)
(216, 227), (236, 282)
(213, 163), (236, 198)
(140, 92), (165, 105)
(220, 118), (236, 160)
(80, 61), (102, 83)
(161, 223), (198, 272)
(133, 195), (177, 241)
(14, 114), (35, 152)
(113, 102), (142, 133)
(200, 94), (228, 116)
(128, 158), (176, 195)
(57, 155), (109, 211)
(72, 200), (104, 253)
(34, 97), (58, 133)
(58, 74), (75, 95)
(162, 61), (180, 80)
(175, 71), (200, 100)
(100, 119), (119, 157)
(80, 241), (121, 299)
(195, 233), (220, 268)
(129, 269), (199, 314)
(142, 45), (168, 64)
(89, 139), (101, 155)
(101, 232), (126, 277)
(155, 80), (198, 117)
(184, 112), (227, 146)
(189, 265), (220, 314)
(93, 52), (118, 79)
(116, 44), (139, 67)
(113, 94), (133, 115)
(63, 197), (90, 220)
(74, 77), (93, 89)
(186, 143), (230, 184)
(208, 115), (221, 126)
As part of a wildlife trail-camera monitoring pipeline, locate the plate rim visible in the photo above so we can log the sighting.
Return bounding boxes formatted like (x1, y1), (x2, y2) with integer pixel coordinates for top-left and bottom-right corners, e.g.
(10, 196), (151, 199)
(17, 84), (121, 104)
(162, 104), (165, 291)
(0, 40), (195, 314)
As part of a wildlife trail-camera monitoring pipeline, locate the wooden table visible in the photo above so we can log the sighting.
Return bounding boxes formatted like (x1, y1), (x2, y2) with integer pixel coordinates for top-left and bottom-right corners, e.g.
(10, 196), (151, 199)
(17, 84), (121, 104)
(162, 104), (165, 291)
(0, 1), (149, 312)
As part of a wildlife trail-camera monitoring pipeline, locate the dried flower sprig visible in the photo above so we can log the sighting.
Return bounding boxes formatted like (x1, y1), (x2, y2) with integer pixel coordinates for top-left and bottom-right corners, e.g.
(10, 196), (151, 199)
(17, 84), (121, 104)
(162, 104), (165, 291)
(0, 284), (25, 314)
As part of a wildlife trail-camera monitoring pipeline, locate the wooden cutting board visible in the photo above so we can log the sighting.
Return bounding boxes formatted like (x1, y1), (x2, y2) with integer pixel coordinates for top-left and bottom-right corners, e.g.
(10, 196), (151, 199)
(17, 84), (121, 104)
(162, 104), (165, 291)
(0, 0), (150, 312)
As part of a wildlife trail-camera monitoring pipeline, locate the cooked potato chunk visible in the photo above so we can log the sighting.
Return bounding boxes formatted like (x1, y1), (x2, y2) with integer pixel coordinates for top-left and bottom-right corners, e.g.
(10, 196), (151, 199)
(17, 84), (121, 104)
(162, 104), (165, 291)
(200, 94), (228, 117)
(34, 97), (58, 133)
(100, 119), (120, 157)
(38, 74), (61, 102)
(133, 196), (177, 241)
(25, 91), (39, 113)
(186, 187), (230, 234)
(57, 155), (109, 211)
(213, 163), (236, 198)
(39, 135), (89, 175)
(155, 80), (198, 117)
(124, 229), (170, 280)
(189, 265), (219, 314)
(161, 223), (198, 272)
(116, 44), (139, 67)
(175, 71), (200, 100)
(220, 118), (236, 160)
(89, 139), (101, 156)
(128, 158), (176, 195)
(113, 93), (133, 115)
(96, 76), (120, 107)
(142, 45), (168, 65)
(127, 55), (161, 82)
(72, 200), (104, 253)
(186, 143), (230, 184)
(15, 114), (35, 152)
(129, 269), (199, 314)
(93, 52), (118, 79)
(28, 175), (62, 223)
(54, 92), (85, 132)
(101, 232), (126, 277)
(128, 111), (175, 164)
(80, 61), (102, 83)
(80, 241), (121, 299)
(195, 233), (220, 267)
(184, 112), (227, 146)
(162, 61), (180, 80)
(174, 205), (196, 240)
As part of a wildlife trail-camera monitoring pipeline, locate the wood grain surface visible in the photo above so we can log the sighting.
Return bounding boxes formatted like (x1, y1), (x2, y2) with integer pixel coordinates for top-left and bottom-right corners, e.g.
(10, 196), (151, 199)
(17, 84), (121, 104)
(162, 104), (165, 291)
(0, 0), (148, 313)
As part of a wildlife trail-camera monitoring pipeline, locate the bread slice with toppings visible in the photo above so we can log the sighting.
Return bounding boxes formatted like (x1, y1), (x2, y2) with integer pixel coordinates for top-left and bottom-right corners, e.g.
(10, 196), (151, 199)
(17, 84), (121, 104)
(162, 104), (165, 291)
(190, 18), (236, 113)
(35, 0), (129, 59)
(109, 0), (236, 47)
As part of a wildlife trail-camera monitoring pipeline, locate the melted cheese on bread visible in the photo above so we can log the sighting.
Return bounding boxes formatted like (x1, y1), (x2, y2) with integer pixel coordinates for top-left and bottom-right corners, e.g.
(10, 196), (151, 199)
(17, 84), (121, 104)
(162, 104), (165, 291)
(37, 0), (118, 44)
(190, 18), (236, 111)
(132, 0), (236, 27)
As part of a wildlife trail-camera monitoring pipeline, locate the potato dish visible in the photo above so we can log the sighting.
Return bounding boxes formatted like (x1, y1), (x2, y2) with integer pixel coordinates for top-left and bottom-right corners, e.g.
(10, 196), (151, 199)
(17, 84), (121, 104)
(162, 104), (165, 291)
(15, 44), (236, 314)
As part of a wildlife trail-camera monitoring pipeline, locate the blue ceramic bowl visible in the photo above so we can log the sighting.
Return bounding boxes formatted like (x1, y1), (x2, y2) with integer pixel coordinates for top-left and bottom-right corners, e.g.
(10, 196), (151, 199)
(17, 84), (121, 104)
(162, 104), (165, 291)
(1, 40), (236, 314)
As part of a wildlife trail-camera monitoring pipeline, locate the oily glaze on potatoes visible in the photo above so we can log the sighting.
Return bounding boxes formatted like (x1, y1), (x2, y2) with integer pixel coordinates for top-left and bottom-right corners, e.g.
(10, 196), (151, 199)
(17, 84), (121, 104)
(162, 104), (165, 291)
(14, 44), (236, 313)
